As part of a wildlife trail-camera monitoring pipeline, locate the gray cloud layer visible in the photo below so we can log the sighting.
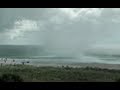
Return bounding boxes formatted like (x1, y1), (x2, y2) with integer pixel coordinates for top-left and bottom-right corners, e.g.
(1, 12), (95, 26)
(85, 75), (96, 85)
(0, 8), (120, 56)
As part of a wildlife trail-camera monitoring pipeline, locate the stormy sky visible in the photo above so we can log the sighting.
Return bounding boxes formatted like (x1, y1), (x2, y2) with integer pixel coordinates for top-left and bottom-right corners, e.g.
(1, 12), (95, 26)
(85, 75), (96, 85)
(0, 8), (120, 56)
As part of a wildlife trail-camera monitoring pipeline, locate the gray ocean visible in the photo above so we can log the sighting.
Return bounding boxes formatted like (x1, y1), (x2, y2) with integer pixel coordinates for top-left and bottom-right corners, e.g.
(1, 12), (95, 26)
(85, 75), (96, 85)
(0, 45), (120, 66)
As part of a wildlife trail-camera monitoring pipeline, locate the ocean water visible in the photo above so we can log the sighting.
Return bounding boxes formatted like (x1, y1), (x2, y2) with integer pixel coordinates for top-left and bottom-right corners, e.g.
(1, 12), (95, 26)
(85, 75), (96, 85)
(0, 45), (75, 65)
(0, 45), (46, 57)
(0, 45), (120, 65)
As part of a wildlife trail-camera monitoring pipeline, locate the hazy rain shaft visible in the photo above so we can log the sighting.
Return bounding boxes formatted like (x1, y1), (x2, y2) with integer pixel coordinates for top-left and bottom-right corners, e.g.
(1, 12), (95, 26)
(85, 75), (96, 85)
(1, 8), (120, 64)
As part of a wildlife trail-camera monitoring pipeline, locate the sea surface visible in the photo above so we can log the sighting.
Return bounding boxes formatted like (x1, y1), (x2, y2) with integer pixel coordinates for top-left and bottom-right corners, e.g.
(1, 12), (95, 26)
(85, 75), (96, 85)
(0, 45), (120, 66)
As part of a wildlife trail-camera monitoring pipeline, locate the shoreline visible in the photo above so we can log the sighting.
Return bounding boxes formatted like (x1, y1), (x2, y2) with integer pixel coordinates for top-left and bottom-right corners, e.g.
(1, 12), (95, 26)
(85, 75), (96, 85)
(0, 58), (120, 70)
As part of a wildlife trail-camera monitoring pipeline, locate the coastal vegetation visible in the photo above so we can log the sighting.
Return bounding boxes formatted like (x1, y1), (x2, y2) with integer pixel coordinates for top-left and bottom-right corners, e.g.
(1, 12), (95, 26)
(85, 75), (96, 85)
(0, 64), (120, 82)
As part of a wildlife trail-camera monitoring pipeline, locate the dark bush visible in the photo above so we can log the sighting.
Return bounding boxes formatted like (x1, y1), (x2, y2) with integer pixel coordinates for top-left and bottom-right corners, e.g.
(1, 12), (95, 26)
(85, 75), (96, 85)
(115, 78), (120, 82)
(0, 73), (23, 82)
(64, 65), (72, 70)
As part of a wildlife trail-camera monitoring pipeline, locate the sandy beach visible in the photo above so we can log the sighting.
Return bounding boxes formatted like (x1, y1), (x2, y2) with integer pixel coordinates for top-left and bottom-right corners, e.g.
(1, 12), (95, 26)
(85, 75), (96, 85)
(0, 58), (120, 70)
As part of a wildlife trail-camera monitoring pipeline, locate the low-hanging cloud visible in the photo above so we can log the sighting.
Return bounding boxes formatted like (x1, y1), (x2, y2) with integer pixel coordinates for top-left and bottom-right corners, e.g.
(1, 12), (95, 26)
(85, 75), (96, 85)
(6, 19), (39, 40)
(2, 8), (120, 56)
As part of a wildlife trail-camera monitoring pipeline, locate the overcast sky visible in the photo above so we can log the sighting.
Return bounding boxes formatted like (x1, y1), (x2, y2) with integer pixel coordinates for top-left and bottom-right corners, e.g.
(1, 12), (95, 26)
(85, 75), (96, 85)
(1, 8), (120, 55)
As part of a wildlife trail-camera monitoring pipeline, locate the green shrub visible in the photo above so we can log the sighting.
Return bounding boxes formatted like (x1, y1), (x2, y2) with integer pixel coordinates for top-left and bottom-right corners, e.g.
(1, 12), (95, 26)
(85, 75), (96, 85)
(0, 73), (23, 82)
(115, 78), (120, 82)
